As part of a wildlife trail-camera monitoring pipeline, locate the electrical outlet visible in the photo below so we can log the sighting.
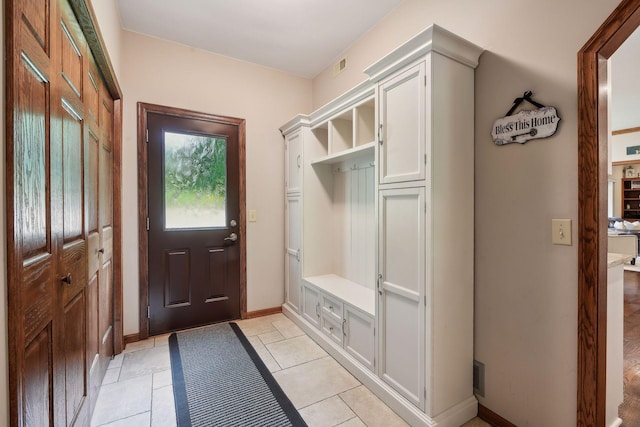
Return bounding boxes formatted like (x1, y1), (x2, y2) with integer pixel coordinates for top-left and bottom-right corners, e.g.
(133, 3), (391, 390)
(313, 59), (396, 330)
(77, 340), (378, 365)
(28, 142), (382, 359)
(552, 219), (572, 245)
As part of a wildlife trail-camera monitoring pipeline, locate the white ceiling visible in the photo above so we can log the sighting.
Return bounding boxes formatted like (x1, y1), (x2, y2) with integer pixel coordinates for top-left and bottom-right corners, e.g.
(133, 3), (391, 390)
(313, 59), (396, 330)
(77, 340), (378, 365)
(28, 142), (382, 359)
(116, 0), (404, 78)
(610, 26), (640, 130)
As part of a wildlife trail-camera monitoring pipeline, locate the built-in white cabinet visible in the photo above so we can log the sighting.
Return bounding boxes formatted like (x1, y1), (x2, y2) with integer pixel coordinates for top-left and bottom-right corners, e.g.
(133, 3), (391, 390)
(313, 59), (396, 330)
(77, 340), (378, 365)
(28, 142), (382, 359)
(280, 24), (482, 427)
(303, 278), (375, 371)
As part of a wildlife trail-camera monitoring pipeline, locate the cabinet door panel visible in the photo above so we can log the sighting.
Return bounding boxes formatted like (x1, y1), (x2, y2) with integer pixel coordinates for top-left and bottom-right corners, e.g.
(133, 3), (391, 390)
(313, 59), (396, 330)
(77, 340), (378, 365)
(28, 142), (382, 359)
(286, 130), (302, 193)
(302, 284), (321, 328)
(379, 62), (425, 184)
(345, 306), (375, 371)
(285, 196), (301, 312)
(378, 187), (425, 409)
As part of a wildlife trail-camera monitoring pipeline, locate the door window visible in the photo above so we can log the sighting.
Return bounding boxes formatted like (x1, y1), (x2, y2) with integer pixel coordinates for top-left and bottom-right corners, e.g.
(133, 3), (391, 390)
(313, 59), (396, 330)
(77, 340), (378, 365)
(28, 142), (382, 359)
(163, 131), (227, 229)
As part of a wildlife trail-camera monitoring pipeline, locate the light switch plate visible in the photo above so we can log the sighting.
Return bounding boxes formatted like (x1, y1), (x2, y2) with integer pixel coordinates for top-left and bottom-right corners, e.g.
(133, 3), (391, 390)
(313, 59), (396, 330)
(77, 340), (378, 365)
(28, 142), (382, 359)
(248, 210), (257, 222)
(552, 219), (572, 245)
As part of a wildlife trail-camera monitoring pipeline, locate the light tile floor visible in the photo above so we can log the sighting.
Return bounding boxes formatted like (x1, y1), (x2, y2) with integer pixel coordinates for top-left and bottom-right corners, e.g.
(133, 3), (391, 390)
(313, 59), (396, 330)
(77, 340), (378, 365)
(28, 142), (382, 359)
(91, 313), (489, 427)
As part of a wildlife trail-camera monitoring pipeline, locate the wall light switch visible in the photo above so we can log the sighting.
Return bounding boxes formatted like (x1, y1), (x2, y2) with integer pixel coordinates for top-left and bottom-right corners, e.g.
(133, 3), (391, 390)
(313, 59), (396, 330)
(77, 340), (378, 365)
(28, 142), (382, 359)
(248, 210), (257, 222)
(552, 219), (572, 245)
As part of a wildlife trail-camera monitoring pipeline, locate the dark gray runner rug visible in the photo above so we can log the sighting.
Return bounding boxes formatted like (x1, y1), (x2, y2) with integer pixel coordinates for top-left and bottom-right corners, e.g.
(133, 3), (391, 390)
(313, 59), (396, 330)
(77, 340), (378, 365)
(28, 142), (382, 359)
(169, 322), (307, 427)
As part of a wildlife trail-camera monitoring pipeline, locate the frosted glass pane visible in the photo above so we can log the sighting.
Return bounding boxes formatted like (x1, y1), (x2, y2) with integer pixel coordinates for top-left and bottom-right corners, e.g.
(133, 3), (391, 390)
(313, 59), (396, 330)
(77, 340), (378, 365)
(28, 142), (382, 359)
(164, 131), (227, 229)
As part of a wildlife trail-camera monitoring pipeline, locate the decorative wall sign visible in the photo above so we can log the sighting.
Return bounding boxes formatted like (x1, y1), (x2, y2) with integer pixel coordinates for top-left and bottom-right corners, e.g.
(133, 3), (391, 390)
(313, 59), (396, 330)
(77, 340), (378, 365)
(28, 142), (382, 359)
(491, 91), (561, 146)
(626, 145), (640, 156)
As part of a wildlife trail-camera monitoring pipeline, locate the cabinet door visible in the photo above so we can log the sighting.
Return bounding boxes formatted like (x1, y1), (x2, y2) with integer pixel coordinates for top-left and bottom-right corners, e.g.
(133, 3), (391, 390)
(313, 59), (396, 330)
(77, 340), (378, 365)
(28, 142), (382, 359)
(285, 129), (302, 193)
(378, 187), (425, 409)
(379, 62), (426, 184)
(285, 196), (301, 312)
(344, 305), (375, 371)
(302, 283), (321, 329)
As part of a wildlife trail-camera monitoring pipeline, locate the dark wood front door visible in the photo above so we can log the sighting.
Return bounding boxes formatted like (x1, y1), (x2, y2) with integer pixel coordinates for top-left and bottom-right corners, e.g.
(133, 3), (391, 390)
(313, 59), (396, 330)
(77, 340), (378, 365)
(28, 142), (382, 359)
(146, 112), (242, 335)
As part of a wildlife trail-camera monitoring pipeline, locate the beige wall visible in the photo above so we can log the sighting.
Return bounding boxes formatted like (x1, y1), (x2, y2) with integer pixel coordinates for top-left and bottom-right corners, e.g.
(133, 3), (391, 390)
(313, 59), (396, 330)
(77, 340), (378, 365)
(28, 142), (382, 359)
(120, 31), (312, 334)
(310, 0), (619, 424)
(91, 0), (122, 80)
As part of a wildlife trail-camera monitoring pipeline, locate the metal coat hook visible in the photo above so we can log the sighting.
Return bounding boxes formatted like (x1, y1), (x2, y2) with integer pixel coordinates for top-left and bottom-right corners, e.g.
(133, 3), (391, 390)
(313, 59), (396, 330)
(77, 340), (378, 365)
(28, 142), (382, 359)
(504, 91), (546, 116)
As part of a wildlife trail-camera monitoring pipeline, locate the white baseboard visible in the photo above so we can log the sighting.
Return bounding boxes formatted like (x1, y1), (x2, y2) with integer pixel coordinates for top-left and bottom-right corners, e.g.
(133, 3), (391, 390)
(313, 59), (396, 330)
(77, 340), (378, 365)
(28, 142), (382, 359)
(282, 304), (477, 427)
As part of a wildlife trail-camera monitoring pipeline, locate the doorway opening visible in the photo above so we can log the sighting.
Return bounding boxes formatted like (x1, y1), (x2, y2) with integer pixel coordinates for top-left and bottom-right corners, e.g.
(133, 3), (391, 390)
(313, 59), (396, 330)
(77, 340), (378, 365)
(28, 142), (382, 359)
(137, 103), (247, 339)
(577, 0), (640, 425)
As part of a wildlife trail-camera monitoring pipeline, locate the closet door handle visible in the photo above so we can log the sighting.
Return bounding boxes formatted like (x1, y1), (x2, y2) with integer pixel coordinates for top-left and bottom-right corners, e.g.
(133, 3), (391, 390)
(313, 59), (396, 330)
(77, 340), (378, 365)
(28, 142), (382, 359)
(61, 273), (72, 287)
(296, 154), (301, 168)
(342, 318), (347, 337)
(316, 302), (320, 318)
(296, 249), (300, 262)
(377, 273), (383, 295)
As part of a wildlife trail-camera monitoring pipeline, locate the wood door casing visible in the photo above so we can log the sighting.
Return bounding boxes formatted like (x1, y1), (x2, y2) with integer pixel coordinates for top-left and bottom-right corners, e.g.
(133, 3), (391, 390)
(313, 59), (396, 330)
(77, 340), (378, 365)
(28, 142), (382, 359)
(6, 0), (122, 425)
(577, 0), (640, 424)
(137, 103), (247, 340)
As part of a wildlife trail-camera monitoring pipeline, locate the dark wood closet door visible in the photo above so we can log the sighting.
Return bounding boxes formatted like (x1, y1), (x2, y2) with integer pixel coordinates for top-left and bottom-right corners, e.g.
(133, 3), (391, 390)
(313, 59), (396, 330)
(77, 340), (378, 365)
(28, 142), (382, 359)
(7, 0), (116, 425)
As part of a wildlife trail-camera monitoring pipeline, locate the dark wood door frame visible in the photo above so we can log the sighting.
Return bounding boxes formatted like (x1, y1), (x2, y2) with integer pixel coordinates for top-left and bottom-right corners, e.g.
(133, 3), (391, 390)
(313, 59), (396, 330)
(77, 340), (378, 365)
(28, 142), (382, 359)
(137, 102), (247, 340)
(578, 0), (640, 424)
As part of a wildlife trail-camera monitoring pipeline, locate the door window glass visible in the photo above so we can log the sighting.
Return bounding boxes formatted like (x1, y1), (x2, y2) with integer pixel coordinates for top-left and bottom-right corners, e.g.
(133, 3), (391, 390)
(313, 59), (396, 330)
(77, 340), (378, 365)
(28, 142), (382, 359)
(164, 131), (227, 229)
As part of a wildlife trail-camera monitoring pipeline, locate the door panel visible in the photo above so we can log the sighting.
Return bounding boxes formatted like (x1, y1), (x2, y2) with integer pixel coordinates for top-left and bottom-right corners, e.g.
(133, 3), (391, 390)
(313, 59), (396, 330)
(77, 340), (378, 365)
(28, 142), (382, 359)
(378, 187), (425, 409)
(164, 249), (191, 306)
(23, 325), (53, 427)
(302, 284), (321, 328)
(17, 52), (50, 259)
(207, 248), (230, 301)
(98, 92), (114, 374)
(345, 306), (375, 371)
(63, 292), (86, 426)
(286, 130), (302, 193)
(379, 62), (425, 184)
(147, 112), (241, 334)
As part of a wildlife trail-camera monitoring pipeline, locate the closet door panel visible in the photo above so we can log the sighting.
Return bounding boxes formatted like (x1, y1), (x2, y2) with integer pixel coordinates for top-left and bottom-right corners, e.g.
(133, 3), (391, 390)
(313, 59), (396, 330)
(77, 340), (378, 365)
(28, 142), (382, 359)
(378, 187), (425, 409)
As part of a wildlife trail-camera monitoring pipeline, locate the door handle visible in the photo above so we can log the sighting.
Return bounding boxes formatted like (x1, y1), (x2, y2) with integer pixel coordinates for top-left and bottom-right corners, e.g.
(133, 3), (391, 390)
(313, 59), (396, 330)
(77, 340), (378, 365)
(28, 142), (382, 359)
(224, 233), (238, 242)
(98, 248), (105, 254)
(61, 273), (72, 287)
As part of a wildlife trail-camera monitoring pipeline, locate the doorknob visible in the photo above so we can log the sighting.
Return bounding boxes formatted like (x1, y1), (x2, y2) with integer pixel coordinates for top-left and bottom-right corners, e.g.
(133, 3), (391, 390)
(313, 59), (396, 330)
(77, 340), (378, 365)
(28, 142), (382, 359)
(224, 233), (238, 242)
(61, 273), (72, 287)
(98, 248), (105, 254)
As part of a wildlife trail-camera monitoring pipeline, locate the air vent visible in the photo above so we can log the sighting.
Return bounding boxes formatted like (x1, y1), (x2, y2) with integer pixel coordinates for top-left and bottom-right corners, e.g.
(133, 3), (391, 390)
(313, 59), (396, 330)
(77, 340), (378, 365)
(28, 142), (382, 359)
(473, 360), (485, 397)
(333, 57), (348, 76)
